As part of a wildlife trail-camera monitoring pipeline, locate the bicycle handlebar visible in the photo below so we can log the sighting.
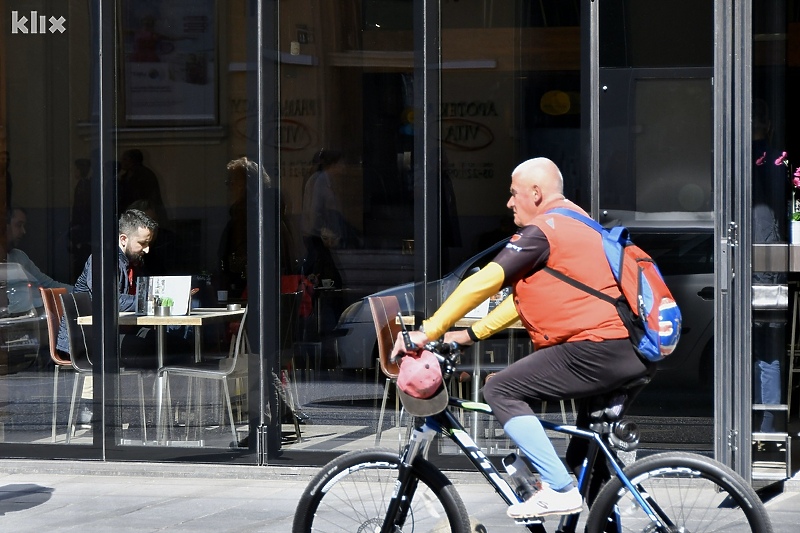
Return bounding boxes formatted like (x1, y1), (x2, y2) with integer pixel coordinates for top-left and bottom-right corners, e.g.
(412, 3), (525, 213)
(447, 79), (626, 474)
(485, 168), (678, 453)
(394, 312), (463, 371)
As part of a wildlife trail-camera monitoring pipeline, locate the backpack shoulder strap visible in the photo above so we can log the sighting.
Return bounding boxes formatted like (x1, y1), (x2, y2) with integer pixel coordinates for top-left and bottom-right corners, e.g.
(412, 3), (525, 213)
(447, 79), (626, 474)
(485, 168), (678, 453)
(543, 207), (618, 305)
(542, 266), (617, 305)
(547, 207), (604, 233)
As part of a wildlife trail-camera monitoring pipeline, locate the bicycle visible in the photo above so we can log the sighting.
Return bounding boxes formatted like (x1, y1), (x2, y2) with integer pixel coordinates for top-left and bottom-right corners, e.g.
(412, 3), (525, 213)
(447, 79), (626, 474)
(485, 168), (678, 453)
(293, 331), (772, 532)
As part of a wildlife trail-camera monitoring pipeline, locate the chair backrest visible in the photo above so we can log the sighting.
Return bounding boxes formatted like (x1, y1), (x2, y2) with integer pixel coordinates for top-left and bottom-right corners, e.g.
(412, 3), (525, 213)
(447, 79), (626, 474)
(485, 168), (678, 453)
(223, 306), (249, 374)
(59, 292), (94, 373)
(367, 296), (402, 379)
(40, 287), (69, 366)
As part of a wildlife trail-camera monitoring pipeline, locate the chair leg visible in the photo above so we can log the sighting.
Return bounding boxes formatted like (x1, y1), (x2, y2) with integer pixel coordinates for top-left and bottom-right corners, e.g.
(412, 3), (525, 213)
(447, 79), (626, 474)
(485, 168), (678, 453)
(187, 376), (197, 441)
(278, 370), (303, 442)
(221, 378), (237, 446)
(375, 378), (391, 446)
(51, 366), (61, 443)
(66, 373), (84, 444)
(159, 374), (173, 444)
(136, 373), (147, 444)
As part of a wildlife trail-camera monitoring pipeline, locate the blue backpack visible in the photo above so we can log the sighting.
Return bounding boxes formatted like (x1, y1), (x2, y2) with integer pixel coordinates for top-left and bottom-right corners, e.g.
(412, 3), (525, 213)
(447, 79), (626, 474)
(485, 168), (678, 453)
(545, 208), (681, 362)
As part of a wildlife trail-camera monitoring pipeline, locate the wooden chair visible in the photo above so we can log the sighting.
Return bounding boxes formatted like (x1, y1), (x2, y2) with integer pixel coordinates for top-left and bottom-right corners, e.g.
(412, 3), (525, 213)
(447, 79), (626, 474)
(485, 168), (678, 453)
(60, 292), (148, 443)
(40, 287), (70, 442)
(367, 296), (403, 445)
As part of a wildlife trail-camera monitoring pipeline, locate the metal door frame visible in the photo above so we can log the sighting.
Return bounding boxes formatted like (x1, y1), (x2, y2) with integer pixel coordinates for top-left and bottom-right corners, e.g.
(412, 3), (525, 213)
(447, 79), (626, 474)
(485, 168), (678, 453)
(713, 0), (753, 479)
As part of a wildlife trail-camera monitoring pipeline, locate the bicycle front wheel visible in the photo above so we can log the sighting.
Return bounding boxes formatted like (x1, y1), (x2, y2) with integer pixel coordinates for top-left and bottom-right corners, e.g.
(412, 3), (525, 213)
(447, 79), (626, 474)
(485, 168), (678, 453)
(292, 448), (471, 533)
(586, 451), (772, 533)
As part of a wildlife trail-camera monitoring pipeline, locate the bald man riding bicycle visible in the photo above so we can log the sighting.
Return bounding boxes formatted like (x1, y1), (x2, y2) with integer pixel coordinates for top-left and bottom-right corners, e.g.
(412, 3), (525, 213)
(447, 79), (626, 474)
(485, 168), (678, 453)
(392, 157), (652, 519)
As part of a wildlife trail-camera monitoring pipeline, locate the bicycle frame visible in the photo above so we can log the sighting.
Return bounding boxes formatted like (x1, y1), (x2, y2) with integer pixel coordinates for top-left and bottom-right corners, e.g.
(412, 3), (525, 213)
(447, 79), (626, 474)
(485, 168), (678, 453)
(386, 395), (670, 533)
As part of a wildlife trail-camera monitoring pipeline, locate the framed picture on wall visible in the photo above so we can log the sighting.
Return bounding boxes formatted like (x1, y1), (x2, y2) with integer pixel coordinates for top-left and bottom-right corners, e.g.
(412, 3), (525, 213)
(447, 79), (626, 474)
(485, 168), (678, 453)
(120, 0), (218, 125)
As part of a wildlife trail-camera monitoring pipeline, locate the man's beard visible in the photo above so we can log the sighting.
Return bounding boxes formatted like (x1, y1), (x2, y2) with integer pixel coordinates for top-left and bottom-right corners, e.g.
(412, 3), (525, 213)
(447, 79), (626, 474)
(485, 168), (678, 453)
(125, 250), (145, 267)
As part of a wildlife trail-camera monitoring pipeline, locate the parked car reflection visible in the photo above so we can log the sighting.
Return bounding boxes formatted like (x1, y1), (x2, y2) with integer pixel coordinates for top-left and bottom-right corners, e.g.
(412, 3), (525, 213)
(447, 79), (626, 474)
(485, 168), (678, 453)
(0, 263), (44, 375)
(335, 211), (714, 388)
(600, 211), (715, 388)
(335, 239), (508, 370)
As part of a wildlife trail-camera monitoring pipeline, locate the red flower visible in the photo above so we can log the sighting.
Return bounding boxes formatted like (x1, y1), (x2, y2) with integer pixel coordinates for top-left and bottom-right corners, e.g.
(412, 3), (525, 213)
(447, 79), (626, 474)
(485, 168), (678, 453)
(775, 151), (788, 166)
(756, 152), (767, 166)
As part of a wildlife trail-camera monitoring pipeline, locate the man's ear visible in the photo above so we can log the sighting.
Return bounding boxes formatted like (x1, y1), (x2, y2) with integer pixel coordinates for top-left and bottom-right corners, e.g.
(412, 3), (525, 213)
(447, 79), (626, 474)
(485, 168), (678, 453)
(119, 233), (127, 249)
(532, 184), (542, 204)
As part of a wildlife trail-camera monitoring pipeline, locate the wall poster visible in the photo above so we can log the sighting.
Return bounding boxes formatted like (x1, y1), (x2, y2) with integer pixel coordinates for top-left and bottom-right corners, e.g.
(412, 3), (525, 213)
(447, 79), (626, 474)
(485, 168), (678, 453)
(121, 0), (217, 124)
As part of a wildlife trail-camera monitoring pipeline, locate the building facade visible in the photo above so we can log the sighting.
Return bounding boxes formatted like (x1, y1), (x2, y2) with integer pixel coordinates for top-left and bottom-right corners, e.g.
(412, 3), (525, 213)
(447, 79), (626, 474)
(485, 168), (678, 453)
(0, 0), (797, 484)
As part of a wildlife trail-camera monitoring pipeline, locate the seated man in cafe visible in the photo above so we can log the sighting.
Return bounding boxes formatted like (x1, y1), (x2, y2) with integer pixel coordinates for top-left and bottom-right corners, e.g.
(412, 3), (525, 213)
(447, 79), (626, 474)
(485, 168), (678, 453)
(7, 207), (74, 303)
(55, 209), (191, 424)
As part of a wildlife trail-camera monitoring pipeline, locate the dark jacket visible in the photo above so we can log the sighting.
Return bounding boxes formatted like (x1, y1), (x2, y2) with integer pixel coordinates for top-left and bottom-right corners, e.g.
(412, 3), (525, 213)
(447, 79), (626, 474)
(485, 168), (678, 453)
(56, 249), (136, 354)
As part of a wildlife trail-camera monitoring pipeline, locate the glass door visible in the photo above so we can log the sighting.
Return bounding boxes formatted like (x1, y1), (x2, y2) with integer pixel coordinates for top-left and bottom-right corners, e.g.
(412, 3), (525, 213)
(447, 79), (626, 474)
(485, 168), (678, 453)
(598, 0), (716, 455)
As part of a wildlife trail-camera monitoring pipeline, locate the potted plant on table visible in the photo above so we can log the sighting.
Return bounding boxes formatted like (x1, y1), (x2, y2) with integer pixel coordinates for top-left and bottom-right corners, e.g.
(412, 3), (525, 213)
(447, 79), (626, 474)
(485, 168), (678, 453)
(154, 296), (174, 316)
(774, 152), (800, 244)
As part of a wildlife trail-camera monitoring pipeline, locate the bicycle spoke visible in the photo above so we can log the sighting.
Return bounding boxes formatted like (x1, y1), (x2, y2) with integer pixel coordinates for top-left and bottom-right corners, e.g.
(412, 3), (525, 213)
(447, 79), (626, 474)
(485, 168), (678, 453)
(588, 454), (771, 533)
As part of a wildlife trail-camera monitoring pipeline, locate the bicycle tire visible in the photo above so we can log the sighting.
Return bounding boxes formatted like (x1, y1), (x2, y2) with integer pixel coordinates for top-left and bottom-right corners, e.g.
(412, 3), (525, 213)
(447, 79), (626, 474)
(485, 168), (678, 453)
(585, 451), (772, 533)
(292, 448), (472, 533)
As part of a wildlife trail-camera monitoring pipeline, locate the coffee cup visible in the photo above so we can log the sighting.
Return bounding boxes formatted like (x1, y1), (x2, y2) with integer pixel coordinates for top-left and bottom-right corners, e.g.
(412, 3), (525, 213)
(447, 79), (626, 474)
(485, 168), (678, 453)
(321, 279), (334, 288)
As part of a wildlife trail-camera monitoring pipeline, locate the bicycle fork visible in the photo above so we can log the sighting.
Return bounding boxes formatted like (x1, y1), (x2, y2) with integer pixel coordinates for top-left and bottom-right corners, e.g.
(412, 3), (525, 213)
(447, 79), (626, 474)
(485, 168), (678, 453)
(379, 423), (437, 533)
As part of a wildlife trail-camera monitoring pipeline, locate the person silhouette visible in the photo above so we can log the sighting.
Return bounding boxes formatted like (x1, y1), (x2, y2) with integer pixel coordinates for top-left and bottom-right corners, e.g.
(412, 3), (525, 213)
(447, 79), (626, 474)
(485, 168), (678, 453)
(7, 207), (74, 303)
(301, 149), (344, 289)
(751, 98), (787, 438)
(70, 158), (93, 277)
(117, 149), (165, 221)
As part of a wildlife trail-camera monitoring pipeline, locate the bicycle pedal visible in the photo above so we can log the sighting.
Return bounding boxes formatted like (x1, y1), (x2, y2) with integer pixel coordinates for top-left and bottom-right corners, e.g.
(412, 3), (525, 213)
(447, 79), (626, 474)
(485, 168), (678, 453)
(513, 516), (545, 526)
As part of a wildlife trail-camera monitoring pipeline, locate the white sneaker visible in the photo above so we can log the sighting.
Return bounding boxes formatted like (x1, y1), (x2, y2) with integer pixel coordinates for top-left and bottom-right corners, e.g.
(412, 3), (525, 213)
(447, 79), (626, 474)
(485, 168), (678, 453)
(507, 483), (582, 518)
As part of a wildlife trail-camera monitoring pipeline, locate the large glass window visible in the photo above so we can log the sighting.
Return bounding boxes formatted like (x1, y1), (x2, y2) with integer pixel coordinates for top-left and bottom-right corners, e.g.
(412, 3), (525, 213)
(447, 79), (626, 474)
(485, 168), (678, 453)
(0, 1), (259, 456)
(0, 2), (98, 450)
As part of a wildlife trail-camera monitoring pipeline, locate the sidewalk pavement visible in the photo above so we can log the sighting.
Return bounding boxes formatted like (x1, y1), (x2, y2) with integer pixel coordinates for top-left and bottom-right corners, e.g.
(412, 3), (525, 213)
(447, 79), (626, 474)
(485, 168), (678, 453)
(0, 459), (798, 532)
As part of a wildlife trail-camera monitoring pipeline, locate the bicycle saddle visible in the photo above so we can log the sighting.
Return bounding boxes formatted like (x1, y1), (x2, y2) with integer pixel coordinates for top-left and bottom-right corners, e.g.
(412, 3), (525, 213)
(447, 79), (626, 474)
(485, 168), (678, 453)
(588, 375), (651, 423)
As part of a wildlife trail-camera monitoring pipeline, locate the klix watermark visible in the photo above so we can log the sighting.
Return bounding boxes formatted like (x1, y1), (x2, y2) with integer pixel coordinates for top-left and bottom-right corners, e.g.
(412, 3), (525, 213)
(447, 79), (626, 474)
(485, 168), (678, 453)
(11, 10), (66, 34)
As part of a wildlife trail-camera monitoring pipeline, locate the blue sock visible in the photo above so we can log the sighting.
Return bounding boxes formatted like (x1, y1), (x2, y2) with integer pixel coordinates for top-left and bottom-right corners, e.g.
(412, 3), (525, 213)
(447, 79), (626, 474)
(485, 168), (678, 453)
(503, 415), (574, 491)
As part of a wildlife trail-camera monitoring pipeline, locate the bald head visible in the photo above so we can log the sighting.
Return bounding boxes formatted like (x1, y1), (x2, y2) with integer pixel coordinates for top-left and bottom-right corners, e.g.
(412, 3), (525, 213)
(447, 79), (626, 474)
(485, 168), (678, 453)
(512, 158), (563, 194)
(507, 157), (565, 227)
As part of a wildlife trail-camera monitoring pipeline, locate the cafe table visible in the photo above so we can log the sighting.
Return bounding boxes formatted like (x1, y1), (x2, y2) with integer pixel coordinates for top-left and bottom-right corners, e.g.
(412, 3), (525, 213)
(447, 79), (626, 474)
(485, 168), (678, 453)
(79, 307), (246, 443)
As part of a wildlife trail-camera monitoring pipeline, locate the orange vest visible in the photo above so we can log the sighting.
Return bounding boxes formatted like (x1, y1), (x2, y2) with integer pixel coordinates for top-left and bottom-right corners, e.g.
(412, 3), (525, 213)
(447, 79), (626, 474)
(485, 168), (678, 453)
(513, 205), (628, 348)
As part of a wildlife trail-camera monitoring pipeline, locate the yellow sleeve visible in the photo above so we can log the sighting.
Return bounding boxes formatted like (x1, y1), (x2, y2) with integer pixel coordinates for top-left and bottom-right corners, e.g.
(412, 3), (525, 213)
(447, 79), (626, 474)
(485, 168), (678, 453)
(421, 262), (505, 340)
(469, 295), (519, 340)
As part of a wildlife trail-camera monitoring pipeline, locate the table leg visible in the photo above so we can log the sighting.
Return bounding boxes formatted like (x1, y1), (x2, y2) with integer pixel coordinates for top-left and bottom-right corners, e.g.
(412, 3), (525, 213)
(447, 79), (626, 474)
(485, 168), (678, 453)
(156, 325), (166, 444)
(194, 326), (202, 363)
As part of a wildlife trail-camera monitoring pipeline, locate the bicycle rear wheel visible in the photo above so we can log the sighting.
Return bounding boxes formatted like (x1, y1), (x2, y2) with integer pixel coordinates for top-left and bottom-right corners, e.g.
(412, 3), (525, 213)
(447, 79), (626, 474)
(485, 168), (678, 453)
(292, 448), (471, 533)
(586, 451), (772, 532)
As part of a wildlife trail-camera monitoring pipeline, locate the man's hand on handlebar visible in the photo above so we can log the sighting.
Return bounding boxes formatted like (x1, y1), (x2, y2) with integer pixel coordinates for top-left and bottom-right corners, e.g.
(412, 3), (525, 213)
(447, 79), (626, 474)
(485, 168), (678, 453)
(443, 329), (474, 347)
(391, 330), (429, 361)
